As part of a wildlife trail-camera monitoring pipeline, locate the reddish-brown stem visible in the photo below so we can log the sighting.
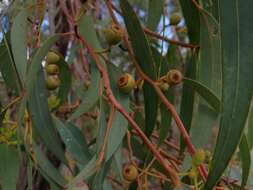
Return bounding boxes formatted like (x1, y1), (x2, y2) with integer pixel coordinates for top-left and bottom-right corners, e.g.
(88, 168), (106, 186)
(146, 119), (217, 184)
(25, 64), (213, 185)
(75, 31), (181, 187)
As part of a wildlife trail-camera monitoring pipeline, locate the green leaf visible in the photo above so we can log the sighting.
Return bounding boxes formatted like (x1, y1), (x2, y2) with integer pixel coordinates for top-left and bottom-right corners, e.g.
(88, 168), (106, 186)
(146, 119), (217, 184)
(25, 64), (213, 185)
(120, 0), (158, 137)
(69, 66), (100, 121)
(151, 47), (174, 145)
(11, 9), (27, 84)
(191, 105), (218, 148)
(247, 101), (253, 150)
(205, 1), (253, 189)
(33, 143), (66, 187)
(53, 117), (91, 167)
(105, 64), (130, 161)
(69, 15), (102, 121)
(67, 156), (97, 190)
(92, 159), (112, 190)
(179, 0), (200, 44)
(28, 66), (67, 164)
(192, 8), (221, 151)
(239, 134), (251, 188)
(183, 78), (220, 112)
(147, 0), (164, 30)
(57, 58), (72, 105)
(179, 53), (197, 151)
(0, 144), (20, 190)
(79, 16), (102, 50)
(0, 34), (20, 94)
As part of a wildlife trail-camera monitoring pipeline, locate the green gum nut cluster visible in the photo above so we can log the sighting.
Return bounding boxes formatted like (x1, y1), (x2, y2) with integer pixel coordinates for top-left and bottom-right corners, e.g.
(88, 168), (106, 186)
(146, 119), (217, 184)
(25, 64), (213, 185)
(117, 73), (136, 93)
(45, 51), (61, 91)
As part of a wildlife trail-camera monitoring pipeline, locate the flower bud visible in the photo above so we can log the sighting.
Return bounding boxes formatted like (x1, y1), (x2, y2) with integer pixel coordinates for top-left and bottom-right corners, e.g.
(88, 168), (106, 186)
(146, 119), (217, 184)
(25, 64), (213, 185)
(192, 149), (206, 167)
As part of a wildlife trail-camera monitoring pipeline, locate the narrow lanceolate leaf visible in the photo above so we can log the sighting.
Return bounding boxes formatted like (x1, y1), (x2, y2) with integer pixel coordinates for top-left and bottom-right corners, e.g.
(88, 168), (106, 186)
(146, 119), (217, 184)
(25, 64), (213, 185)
(192, 6), (221, 150)
(53, 117), (91, 167)
(57, 58), (71, 105)
(239, 134), (251, 188)
(69, 66), (100, 121)
(105, 64), (129, 161)
(11, 9), (27, 84)
(147, 0), (164, 31)
(120, 0), (158, 137)
(0, 34), (20, 94)
(246, 101), (253, 150)
(33, 144), (66, 187)
(179, 0), (200, 44)
(205, 1), (253, 189)
(0, 144), (20, 190)
(67, 156), (97, 189)
(183, 78), (220, 112)
(180, 53), (197, 151)
(28, 67), (67, 165)
(152, 47), (174, 145)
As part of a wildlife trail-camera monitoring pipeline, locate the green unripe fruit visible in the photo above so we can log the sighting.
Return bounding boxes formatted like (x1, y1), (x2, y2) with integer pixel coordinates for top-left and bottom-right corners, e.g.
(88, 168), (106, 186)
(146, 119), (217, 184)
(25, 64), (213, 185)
(45, 64), (59, 75)
(122, 164), (138, 181)
(46, 51), (60, 64)
(192, 149), (206, 167)
(167, 69), (183, 85)
(47, 95), (60, 110)
(103, 24), (124, 46)
(170, 13), (181, 26)
(46, 75), (61, 90)
(117, 73), (135, 93)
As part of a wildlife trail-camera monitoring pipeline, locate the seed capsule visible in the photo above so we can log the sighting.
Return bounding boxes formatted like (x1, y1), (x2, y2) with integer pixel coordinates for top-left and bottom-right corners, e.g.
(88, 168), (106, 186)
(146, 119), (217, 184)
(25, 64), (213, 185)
(46, 51), (60, 64)
(170, 13), (181, 26)
(117, 73), (135, 93)
(103, 24), (124, 46)
(166, 69), (183, 85)
(46, 75), (61, 90)
(122, 164), (138, 181)
(45, 64), (60, 75)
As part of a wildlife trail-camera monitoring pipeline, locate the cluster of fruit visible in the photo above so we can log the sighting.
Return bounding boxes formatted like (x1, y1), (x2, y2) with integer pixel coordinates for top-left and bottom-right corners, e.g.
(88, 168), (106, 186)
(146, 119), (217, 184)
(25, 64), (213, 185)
(116, 69), (183, 94)
(157, 69), (183, 92)
(45, 51), (61, 90)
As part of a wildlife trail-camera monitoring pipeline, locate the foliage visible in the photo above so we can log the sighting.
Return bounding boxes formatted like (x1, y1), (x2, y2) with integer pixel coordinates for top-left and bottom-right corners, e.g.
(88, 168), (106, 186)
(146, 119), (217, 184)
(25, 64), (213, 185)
(0, 0), (253, 189)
